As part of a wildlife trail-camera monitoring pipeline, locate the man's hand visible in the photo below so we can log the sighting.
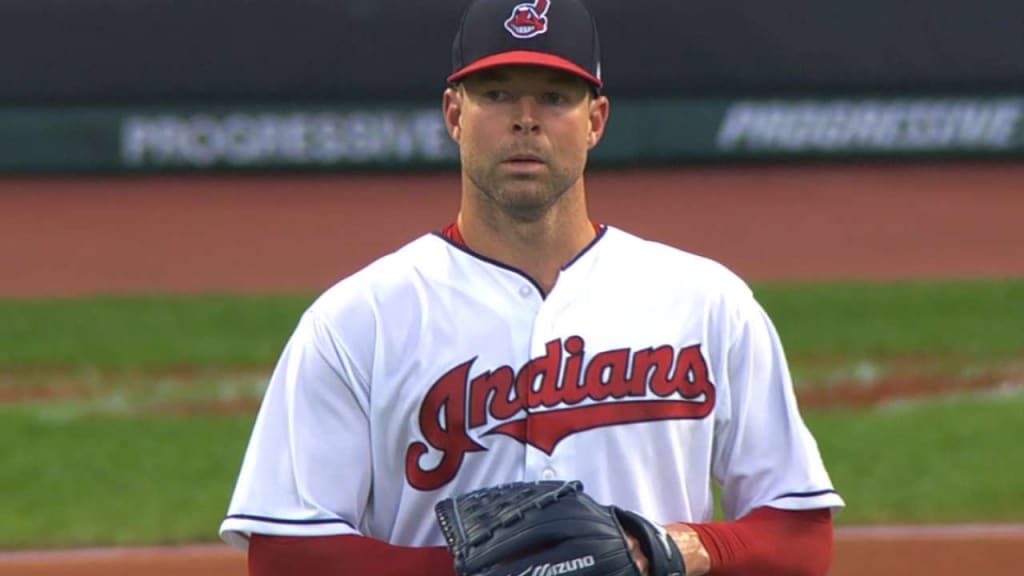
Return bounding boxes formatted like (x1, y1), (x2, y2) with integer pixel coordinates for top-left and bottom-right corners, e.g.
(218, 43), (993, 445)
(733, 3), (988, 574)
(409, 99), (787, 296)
(627, 525), (711, 576)
(626, 534), (650, 574)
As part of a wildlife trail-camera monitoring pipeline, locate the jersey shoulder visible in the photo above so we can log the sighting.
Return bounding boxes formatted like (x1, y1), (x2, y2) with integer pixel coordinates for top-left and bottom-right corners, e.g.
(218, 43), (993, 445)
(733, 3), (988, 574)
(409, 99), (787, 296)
(601, 226), (753, 299)
(307, 233), (452, 316)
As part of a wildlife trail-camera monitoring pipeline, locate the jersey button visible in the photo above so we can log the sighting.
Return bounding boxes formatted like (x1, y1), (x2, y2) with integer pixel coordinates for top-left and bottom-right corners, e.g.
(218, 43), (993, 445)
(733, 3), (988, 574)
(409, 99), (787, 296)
(519, 285), (531, 297)
(541, 467), (556, 480)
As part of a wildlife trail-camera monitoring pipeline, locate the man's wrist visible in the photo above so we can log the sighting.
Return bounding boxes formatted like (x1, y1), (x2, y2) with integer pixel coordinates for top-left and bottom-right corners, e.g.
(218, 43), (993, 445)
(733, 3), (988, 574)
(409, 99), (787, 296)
(665, 523), (711, 576)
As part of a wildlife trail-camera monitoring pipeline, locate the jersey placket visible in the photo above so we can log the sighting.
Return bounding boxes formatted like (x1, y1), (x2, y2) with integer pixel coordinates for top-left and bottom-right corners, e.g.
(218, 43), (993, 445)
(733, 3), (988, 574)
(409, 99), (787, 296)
(521, 275), (583, 484)
(525, 299), (554, 482)
(502, 276), (545, 482)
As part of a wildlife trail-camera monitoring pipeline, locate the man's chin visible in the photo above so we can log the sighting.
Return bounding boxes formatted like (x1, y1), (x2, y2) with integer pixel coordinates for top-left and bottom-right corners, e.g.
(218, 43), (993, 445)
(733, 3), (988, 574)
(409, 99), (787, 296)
(470, 172), (567, 219)
(498, 192), (561, 221)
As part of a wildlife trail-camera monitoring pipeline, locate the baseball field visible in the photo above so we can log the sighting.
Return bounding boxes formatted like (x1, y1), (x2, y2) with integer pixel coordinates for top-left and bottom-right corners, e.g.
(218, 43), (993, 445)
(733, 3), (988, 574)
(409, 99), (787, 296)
(1, 162), (1022, 574)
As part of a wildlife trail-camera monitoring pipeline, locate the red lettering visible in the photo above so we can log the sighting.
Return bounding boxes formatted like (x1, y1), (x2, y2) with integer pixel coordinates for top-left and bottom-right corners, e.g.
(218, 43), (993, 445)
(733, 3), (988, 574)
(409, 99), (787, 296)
(583, 348), (630, 401)
(406, 339), (717, 491)
(405, 360), (485, 491)
(469, 366), (518, 427)
(560, 336), (587, 404)
(675, 345), (715, 403)
(631, 346), (675, 397)
(528, 340), (564, 408)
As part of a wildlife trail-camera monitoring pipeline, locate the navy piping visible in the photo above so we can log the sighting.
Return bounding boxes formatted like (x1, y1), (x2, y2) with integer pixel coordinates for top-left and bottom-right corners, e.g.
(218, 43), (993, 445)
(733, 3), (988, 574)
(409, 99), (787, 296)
(773, 489), (839, 500)
(432, 225), (608, 299)
(224, 514), (354, 528)
(434, 231), (547, 296)
(561, 224), (607, 269)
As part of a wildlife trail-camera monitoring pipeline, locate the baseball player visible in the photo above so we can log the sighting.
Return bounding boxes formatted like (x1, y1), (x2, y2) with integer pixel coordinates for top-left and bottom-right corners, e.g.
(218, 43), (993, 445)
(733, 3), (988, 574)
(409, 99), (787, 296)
(220, 0), (844, 574)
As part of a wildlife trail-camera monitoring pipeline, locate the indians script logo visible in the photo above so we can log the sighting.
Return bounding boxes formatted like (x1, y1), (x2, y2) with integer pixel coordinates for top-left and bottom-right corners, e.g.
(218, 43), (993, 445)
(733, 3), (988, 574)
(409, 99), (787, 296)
(405, 336), (716, 490)
(505, 0), (550, 39)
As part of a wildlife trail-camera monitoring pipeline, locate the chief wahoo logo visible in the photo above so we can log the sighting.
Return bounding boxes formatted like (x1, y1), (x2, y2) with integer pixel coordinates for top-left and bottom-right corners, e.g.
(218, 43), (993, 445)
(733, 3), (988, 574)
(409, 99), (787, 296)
(505, 0), (550, 39)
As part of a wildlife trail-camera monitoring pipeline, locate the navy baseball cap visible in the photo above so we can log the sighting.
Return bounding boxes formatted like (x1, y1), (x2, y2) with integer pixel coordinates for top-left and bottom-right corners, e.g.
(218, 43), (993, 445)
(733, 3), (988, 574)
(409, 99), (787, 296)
(448, 0), (603, 92)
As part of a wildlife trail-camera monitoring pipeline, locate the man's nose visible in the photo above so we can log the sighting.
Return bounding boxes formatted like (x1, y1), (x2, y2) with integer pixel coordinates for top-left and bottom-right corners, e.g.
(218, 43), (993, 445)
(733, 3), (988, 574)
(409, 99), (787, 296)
(512, 98), (540, 134)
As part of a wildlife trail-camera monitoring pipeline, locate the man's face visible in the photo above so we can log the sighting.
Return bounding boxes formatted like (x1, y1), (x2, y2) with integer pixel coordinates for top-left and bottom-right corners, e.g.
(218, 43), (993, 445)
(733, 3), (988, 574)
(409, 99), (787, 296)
(444, 66), (609, 221)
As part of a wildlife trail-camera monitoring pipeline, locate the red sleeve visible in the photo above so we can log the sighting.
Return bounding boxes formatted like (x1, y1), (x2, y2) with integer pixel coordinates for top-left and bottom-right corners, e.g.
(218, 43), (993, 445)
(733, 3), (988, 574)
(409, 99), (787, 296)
(247, 508), (830, 576)
(248, 533), (455, 576)
(686, 507), (834, 576)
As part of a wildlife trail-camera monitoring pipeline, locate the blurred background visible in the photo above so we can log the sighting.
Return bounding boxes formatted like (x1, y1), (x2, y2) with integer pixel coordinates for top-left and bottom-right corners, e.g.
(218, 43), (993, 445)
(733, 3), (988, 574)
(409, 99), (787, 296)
(0, 1), (1022, 575)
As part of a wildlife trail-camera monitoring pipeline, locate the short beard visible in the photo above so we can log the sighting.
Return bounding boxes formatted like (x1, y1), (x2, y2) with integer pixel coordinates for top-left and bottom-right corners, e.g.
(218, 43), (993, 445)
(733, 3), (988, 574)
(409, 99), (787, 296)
(466, 163), (579, 223)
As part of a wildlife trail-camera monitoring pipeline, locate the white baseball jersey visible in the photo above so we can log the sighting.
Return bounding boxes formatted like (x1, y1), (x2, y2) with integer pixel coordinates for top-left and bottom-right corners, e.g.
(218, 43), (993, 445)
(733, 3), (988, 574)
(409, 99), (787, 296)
(220, 225), (844, 550)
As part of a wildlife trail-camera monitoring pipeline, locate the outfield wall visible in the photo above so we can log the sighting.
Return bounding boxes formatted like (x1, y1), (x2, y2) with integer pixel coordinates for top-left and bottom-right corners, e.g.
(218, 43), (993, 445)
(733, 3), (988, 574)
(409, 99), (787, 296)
(2, 1), (1024, 172)
(4, 95), (1024, 173)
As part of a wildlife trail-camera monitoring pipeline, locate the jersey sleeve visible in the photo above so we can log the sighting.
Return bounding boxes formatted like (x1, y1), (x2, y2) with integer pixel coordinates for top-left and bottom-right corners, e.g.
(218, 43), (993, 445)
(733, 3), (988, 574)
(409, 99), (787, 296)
(711, 290), (845, 520)
(219, 307), (372, 550)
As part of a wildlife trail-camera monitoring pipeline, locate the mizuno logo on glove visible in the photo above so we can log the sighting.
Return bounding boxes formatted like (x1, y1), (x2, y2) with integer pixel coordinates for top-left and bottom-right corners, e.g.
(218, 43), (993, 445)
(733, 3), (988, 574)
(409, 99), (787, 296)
(514, 555), (596, 576)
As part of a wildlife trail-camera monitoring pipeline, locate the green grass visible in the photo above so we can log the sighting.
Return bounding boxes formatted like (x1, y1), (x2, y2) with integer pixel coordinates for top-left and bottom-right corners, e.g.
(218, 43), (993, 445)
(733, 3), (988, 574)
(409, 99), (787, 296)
(0, 280), (1020, 372)
(756, 280), (1024, 360)
(2, 391), (1021, 549)
(0, 405), (255, 549)
(0, 295), (311, 368)
(806, 391), (1024, 524)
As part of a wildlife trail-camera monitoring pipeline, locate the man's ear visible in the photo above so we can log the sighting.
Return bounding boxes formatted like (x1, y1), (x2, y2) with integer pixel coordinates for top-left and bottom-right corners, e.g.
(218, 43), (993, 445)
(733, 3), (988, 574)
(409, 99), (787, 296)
(587, 95), (610, 150)
(443, 87), (463, 142)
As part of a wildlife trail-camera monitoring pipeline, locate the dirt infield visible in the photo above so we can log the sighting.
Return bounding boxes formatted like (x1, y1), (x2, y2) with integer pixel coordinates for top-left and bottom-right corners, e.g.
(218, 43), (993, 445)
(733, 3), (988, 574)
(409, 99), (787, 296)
(1, 161), (1022, 573)
(2, 161), (1023, 298)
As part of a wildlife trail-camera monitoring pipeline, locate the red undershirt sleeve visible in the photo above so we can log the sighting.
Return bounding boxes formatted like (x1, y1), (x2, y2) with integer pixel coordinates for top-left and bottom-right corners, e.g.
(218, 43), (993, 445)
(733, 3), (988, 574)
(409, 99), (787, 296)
(248, 533), (455, 576)
(685, 507), (834, 576)
(249, 507), (831, 576)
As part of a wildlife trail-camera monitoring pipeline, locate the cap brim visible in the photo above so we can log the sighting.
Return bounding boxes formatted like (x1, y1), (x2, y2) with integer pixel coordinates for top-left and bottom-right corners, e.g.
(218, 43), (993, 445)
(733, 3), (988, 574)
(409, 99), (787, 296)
(447, 50), (602, 89)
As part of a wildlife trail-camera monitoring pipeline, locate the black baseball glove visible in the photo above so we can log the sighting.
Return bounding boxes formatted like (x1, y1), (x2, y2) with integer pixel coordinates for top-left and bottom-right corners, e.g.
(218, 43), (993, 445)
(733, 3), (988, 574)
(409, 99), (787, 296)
(434, 480), (685, 576)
